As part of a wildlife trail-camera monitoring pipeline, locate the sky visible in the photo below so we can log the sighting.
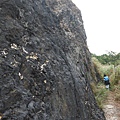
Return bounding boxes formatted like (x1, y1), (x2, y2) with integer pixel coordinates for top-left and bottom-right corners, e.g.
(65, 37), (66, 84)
(72, 0), (120, 55)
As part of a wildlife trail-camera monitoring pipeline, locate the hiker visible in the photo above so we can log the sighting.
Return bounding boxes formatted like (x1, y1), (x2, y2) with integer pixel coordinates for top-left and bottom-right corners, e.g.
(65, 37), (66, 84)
(104, 74), (110, 89)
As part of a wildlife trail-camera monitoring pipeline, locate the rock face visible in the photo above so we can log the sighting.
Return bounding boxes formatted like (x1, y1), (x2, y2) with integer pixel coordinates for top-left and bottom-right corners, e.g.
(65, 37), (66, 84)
(0, 0), (105, 119)
(90, 60), (102, 83)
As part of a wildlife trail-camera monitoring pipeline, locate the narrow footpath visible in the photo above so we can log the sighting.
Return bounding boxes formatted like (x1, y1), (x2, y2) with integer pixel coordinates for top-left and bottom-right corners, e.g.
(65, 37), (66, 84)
(103, 91), (120, 120)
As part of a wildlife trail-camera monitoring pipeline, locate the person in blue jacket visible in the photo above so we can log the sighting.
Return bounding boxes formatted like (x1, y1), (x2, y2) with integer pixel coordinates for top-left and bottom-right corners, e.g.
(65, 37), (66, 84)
(104, 74), (110, 89)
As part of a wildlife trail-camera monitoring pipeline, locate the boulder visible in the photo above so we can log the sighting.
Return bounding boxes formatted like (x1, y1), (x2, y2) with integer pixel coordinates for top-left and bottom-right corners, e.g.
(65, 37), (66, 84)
(0, 0), (105, 119)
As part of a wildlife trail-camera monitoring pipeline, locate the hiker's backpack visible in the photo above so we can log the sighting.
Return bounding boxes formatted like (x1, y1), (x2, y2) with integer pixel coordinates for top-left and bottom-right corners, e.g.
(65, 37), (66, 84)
(104, 76), (109, 81)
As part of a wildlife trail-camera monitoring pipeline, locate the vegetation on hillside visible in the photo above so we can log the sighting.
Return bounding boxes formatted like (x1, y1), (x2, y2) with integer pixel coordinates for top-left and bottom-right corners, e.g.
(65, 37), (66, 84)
(91, 51), (120, 108)
(92, 51), (120, 66)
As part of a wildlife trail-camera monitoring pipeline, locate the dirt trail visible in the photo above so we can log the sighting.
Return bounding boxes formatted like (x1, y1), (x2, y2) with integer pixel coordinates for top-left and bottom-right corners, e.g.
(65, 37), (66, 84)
(103, 91), (120, 120)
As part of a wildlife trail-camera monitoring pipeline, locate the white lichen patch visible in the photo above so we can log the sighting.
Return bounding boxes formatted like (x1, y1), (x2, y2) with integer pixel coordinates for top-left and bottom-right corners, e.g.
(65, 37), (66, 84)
(25, 22), (28, 28)
(11, 43), (19, 50)
(26, 52), (38, 60)
(77, 18), (83, 26)
(40, 63), (47, 72)
(10, 58), (19, 67)
(22, 47), (28, 54)
(1, 50), (8, 55)
(19, 72), (24, 80)
(44, 80), (47, 83)
(12, 63), (18, 67)
(13, 59), (19, 67)
(46, 60), (49, 63)
(29, 55), (38, 59)
(40, 60), (49, 73)
(0, 116), (2, 120)
(85, 101), (88, 105)
(26, 56), (29, 59)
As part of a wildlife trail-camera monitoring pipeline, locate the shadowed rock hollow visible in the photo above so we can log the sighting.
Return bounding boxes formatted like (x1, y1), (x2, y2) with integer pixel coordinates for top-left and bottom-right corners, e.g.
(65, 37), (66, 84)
(0, 0), (106, 119)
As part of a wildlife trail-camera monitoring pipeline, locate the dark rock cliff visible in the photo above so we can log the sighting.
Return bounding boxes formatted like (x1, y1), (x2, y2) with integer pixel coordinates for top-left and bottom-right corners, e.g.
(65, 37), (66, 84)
(0, 0), (105, 119)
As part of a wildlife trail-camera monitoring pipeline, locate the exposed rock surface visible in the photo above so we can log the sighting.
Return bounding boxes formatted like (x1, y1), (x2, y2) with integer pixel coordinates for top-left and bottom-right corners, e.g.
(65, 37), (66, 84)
(91, 61), (102, 83)
(0, 0), (106, 119)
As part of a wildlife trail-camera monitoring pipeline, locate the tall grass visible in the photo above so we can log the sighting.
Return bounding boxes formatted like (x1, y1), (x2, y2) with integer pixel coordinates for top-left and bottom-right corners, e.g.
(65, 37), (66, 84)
(92, 57), (114, 81)
(91, 57), (103, 81)
(114, 65), (120, 84)
(91, 57), (120, 106)
(92, 57), (120, 85)
(90, 82), (108, 108)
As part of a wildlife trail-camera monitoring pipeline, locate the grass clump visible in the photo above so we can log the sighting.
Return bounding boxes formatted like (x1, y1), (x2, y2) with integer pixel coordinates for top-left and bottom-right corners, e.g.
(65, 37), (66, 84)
(115, 92), (120, 101)
(114, 85), (120, 101)
(110, 66), (120, 100)
(114, 65), (120, 85)
(90, 82), (108, 108)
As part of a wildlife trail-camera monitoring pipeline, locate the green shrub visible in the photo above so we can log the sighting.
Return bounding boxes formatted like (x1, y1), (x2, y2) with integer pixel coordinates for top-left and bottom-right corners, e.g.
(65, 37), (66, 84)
(92, 57), (114, 80)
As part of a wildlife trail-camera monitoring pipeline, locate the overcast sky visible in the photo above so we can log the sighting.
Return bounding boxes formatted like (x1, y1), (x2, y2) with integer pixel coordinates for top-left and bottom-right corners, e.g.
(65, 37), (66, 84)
(72, 0), (120, 55)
